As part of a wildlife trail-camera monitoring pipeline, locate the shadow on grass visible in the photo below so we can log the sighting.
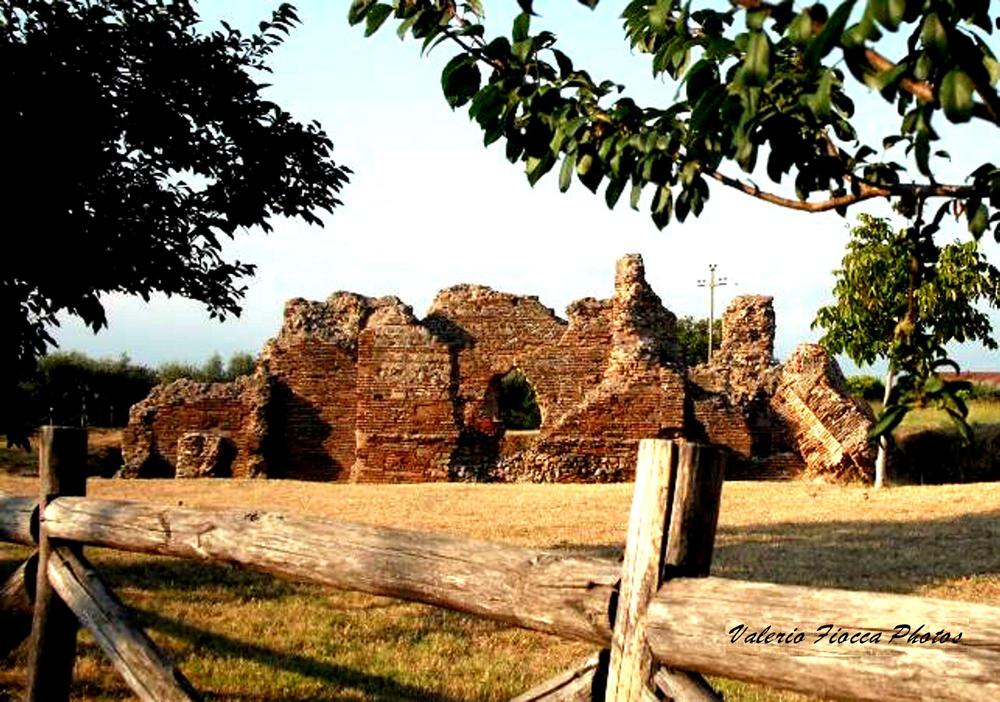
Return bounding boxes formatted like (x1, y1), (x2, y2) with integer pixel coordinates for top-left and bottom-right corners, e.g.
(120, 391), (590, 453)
(87, 554), (303, 601)
(135, 608), (463, 702)
(714, 508), (1000, 592)
(552, 508), (1000, 594)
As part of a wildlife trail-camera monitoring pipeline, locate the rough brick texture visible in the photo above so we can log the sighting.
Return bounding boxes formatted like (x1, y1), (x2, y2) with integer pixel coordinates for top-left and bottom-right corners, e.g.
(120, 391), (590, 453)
(175, 432), (233, 478)
(770, 343), (877, 482)
(122, 256), (875, 483)
(121, 371), (269, 478)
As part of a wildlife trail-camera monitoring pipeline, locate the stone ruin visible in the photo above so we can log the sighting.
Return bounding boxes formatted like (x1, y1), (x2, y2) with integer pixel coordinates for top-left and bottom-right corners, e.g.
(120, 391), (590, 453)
(122, 255), (877, 483)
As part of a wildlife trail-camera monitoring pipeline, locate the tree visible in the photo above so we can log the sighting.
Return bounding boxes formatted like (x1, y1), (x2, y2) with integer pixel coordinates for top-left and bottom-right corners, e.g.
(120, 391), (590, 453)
(156, 351), (256, 384)
(225, 352), (258, 380)
(352, 1), (1000, 235)
(676, 316), (723, 366)
(26, 352), (158, 429)
(813, 213), (1000, 486)
(1, 0), (350, 441)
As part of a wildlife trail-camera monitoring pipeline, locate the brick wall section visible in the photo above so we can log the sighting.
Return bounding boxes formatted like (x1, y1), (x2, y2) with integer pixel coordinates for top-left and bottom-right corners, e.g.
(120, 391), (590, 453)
(504, 255), (686, 481)
(707, 294), (781, 404)
(352, 300), (458, 482)
(121, 372), (269, 478)
(259, 293), (378, 481)
(770, 343), (876, 482)
(426, 286), (566, 426)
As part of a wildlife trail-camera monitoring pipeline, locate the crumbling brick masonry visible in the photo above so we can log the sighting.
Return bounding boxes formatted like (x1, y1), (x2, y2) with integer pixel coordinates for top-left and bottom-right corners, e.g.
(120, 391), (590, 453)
(122, 255), (876, 483)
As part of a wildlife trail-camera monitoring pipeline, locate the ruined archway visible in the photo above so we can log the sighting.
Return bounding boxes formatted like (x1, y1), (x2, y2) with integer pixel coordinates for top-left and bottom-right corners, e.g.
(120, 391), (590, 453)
(494, 368), (542, 430)
(448, 368), (543, 480)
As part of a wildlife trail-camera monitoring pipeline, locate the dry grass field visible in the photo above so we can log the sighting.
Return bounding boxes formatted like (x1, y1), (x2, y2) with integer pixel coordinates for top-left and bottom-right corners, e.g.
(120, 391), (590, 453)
(2, 476), (999, 701)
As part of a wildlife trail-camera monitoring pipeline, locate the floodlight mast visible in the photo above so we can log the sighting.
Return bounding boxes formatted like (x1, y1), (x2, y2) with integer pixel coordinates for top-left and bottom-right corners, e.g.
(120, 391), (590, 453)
(696, 264), (728, 363)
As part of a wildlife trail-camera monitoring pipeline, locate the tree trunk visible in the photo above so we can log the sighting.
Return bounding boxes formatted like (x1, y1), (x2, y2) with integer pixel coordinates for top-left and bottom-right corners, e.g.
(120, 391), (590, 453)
(875, 367), (895, 488)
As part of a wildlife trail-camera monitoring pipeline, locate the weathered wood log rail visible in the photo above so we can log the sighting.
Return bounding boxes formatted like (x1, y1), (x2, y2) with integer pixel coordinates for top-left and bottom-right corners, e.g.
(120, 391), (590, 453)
(2, 428), (999, 701)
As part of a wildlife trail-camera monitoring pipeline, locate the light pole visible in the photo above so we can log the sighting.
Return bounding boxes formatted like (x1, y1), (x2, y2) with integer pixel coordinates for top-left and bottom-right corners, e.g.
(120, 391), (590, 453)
(696, 264), (727, 363)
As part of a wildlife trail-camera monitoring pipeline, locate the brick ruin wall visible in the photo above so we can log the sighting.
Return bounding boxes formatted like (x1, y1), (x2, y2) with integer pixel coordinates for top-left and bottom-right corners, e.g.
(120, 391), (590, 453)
(122, 254), (876, 483)
(122, 372), (270, 478)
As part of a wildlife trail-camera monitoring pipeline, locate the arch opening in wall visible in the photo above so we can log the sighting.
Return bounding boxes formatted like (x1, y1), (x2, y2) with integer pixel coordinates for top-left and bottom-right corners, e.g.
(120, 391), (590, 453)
(494, 368), (542, 430)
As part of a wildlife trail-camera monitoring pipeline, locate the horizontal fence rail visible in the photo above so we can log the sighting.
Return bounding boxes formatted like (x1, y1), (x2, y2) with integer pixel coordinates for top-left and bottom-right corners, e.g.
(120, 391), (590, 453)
(0, 493), (36, 546)
(42, 495), (621, 645)
(3, 492), (999, 700)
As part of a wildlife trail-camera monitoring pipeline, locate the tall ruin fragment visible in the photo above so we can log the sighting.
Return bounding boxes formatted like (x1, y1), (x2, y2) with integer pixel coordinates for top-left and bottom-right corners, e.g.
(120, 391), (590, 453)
(122, 255), (876, 483)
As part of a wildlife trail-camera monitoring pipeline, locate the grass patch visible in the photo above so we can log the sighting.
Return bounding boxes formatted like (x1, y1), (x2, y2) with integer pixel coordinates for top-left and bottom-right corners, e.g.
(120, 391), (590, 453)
(1, 479), (998, 700)
(868, 399), (1000, 430)
(0, 428), (123, 478)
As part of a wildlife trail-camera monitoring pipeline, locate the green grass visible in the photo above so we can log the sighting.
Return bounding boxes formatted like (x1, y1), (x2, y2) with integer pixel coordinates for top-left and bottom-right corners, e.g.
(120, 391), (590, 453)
(1, 479), (998, 701)
(868, 399), (1000, 430)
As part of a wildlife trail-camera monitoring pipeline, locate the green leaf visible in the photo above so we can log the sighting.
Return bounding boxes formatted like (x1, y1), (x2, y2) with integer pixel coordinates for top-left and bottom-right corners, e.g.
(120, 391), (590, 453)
(558, 152), (576, 193)
(940, 69), (975, 123)
(986, 57), (1000, 87)
(869, 404), (907, 439)
(441, 54), (482, 108)
(629, 182), (643, 210)
(869, 62), (907, 98)
(513, 12), (530, 43)
(807, 70), (834, 118)
(363, 4), (393, 37)
(512, 39), (532, 63)
(605, 177), (626, 209)
(920, 13), (947, 55)
(743, 32), (770, 85)
(969, 203), (989, 238)
(397, 11), (423, 40)
(526, 153), (555, 186)
(805, 0), (855, 68)
(945, 407), (975, 444)
(651, 184), (673, 229)
(552, 49), (573, 78)
(788, 11), (813, 45)
(348, 0), (376, 26)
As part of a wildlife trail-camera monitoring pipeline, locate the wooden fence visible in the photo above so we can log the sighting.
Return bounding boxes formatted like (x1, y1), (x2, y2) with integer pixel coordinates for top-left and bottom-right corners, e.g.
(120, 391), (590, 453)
(1, 426), (999, 701)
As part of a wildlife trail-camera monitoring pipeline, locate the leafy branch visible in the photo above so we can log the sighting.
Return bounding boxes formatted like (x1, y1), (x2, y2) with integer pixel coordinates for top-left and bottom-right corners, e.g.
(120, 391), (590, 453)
(351, 0), (1000, 237)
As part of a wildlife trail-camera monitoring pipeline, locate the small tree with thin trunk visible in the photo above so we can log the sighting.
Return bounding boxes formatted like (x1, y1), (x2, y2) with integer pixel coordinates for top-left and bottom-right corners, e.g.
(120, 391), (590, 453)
(813, 213), (1000, 487)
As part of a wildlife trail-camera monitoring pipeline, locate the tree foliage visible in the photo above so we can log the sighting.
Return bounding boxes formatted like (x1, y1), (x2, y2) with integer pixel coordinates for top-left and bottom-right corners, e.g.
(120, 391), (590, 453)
(2, 0), (350, 439)
(813, 214), (1000, 439)
(845, 374), (886, 400)
(351, 0), (1000, 235)
(156, 352), (257, 385)
(26, 352), (158, 429)
(497, 369), (542, 430)
(675, 315), (723, 366)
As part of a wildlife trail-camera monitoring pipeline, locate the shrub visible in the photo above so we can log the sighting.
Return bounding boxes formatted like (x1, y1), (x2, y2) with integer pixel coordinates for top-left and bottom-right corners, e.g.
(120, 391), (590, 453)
(845, 375), (885, 401)
(893, 424), (1000, 484)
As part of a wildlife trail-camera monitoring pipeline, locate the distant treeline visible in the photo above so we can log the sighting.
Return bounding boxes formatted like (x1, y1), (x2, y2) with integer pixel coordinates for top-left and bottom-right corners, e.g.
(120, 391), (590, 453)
(18, 351), (256, 429)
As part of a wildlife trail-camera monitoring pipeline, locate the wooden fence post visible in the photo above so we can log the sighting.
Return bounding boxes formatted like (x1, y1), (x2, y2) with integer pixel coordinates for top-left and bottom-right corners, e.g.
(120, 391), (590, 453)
(605, 439), (724, 702)
(25, 426), (87, 702)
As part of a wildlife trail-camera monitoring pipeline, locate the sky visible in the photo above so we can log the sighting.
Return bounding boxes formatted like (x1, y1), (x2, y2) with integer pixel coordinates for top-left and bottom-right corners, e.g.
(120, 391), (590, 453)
(52, 1), (1000, 374)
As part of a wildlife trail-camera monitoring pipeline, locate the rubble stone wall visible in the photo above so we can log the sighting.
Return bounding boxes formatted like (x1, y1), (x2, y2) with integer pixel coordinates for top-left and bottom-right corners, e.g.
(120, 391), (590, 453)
(122, 373), (269, 478)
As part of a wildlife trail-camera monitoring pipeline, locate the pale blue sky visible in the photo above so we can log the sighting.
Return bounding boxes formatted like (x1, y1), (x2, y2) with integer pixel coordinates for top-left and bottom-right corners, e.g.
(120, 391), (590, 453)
(53, 1), (1000, 373)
